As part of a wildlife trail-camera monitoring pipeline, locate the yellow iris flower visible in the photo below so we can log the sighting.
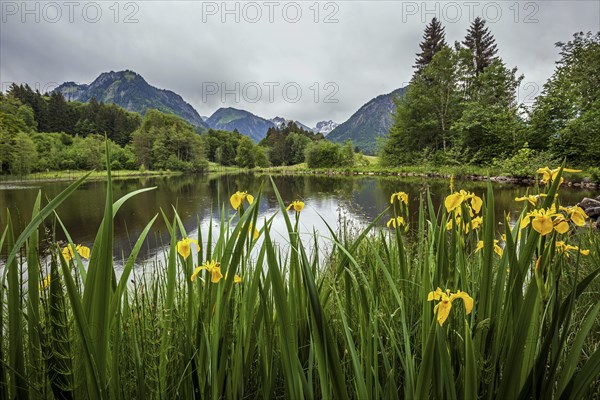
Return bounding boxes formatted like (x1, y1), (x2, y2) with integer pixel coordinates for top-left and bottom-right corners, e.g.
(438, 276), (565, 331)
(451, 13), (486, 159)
(515, 194), (547, 206)
(555, 241), (590, 257)
(427, 288), (474, 326)
(62, 244), (91, 261)
(390, 192), (409, 205)
(286, 200), (305, 213)
(560, 205), (588, 227)
(520, 207), (569, 236)
(536, 167), (581, 185)
(177, 238), (200, 259)
(475, 240), (503, 257)
(230, 191), (255, 210)
(387, 216), (405, 228)
(191, 260), (223, 283)
(445, 190), (482, 215)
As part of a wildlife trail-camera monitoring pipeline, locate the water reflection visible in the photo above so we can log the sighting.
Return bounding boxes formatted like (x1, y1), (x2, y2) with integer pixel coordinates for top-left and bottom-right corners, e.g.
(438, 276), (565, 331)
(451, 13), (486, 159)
(1, 173), (598, 260)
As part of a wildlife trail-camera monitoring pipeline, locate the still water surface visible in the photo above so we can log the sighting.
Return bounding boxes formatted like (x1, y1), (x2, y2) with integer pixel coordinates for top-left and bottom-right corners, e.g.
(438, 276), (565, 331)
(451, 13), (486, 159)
(1, 173), (598, 261)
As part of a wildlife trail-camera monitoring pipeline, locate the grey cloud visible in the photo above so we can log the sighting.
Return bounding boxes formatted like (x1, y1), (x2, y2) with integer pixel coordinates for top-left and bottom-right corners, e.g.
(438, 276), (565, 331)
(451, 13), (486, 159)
(1, 1), (598, 126)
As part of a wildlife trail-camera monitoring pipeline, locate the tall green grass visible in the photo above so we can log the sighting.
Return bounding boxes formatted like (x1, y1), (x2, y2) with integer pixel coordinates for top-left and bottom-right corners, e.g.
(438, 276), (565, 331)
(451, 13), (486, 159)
(1, 157), (599, 399)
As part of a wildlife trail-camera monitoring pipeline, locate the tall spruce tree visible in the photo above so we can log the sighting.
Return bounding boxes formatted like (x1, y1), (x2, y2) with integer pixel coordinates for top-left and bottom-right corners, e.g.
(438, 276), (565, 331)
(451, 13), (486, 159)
(414, 18), (447, 74)
(462, 17), (498, 75)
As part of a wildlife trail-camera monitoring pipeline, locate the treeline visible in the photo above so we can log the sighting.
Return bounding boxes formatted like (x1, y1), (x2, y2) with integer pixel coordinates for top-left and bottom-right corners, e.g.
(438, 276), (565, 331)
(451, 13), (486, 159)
(0, 89), (206, 174)
(205, 121), (358, 169)
(9, 84), (141, 146)
(0, 85), (360, 175)
(382, 19), (600, 168)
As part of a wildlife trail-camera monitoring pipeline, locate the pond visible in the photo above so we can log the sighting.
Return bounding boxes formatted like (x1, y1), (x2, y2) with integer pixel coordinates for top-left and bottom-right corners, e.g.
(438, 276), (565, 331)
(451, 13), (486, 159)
(1, 173), (598, 261)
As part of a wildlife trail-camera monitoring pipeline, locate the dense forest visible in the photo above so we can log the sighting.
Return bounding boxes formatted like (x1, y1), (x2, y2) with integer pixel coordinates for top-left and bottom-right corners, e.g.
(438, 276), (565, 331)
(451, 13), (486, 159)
(381, 19), (600, 169)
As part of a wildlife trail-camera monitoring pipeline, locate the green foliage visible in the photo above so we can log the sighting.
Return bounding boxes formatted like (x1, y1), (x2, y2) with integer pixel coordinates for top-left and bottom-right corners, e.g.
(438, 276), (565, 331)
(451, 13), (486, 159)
(491, 143), (558, 177)
(305, 140), (356, 168)
(414, 17), (447, 74)
(382, 46), (463, 166)
(528, 32), (600, 160)
(260, 122), (322, 166)
(8, 84), (141, 146)
(235, 136), (262, 168)
(204, 129), (242, 166)
(132, 110), (208, 172)
(382, 22), (526, 167)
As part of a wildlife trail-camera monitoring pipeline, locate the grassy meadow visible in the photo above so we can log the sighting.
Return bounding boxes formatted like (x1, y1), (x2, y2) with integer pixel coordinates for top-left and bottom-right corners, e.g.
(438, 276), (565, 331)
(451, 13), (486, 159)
(1, 155), (599, 399)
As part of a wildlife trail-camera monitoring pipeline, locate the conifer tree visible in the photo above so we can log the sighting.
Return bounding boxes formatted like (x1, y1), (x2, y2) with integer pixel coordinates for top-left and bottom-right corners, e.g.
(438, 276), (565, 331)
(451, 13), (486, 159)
(462, 17), (498, 75)
(414, 18), (447, 74)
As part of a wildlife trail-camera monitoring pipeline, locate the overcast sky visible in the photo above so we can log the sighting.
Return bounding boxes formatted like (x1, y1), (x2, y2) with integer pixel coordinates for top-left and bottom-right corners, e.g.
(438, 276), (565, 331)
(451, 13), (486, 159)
(1, 1), (599, 126)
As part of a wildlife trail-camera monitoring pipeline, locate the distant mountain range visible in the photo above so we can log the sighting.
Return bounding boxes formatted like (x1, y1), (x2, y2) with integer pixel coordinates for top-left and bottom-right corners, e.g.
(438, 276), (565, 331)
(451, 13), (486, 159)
(53, 70), (404, 149)
(55, 70), (209, 129)
(327, 88), (406, 153)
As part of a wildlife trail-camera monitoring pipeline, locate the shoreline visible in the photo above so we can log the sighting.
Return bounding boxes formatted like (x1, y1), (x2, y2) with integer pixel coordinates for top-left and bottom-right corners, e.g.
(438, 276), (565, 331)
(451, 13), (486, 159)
(2, 166), (598, 190)
(0, 170), (183, 185)
(255, 167), (600, 189)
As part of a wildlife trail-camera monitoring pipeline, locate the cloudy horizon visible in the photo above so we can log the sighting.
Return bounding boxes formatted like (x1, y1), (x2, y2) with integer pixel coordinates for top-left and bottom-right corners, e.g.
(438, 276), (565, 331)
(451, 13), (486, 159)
(1, 1), (599, 126)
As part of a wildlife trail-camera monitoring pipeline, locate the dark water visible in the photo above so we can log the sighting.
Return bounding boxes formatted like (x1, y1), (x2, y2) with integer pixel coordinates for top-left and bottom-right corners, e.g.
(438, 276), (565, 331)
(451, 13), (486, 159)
(1, 173), (598, 260)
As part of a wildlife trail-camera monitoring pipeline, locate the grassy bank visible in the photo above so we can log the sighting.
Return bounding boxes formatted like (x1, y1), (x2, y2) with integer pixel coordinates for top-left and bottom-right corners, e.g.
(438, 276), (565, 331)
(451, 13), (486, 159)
(1, 159), (599, 399)
(0, 169), (182, 184)
(256, 156), (600, 187)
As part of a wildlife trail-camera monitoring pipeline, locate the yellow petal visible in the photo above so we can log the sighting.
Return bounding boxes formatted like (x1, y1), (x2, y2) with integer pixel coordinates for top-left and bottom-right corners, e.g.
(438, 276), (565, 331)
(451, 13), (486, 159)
(62, 245), (75, 261)
(210, 266), (223, 283)
(246, 194), (254, 205)
(532, 216), (554, 236)
(580, 249), (590, 256)
(470, 196), (483, 214)
(234, 274), (242, 283)
(435, 299), (452, 325)
(450, 290), (474, 315)
(571, 213), (586, 227)
(191, 266), (203, 282)
(553, 221), (570, 234)
(177, 240), (191, 259)
(445, 192), (464, 213)
(494, 244), (503, 257)
(475, 240), (484, 252)
(520, 215), (531, 229)
(230, 193), (242, 210)
(76, 245), (91, 259)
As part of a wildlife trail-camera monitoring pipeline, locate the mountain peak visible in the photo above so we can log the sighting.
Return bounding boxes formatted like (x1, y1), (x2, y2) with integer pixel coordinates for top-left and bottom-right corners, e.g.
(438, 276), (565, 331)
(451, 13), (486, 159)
(54, 70), (208, 129)
(312, 120), (339, 136)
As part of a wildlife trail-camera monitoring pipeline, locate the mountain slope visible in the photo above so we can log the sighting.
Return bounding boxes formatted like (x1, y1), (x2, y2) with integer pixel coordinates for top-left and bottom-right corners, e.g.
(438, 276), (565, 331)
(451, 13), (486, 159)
(55, 70), (209, 129)
(206, 107), (274, 142)
(327, 87), (406, 153)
